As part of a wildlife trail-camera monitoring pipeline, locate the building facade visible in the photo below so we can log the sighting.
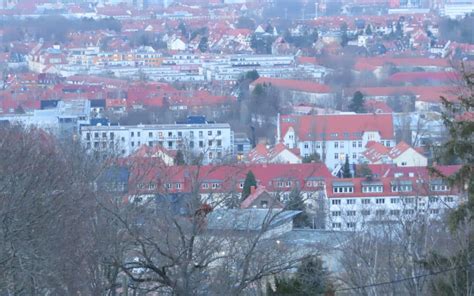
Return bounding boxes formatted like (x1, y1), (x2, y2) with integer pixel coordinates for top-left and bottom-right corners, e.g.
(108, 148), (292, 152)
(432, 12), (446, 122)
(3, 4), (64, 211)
(279, 113), (396, 172)
(80, 121), (233, 164)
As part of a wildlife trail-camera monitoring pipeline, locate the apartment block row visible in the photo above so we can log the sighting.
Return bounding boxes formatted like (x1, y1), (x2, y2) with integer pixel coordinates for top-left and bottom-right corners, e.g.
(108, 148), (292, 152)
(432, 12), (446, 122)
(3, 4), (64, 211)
(80, 119), (233, 164)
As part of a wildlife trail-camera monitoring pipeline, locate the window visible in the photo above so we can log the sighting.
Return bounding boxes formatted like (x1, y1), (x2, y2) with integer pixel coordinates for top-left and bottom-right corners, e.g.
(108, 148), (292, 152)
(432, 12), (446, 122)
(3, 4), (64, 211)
(137, 132), (141, 137)
(165, 183), (172, 189)
(332, 223), (341, 229)
(217, 130), (221, 136)
(94, 132), (99, 138)
(316, 142), (321, 148)
(358, 141), (362, 148)
(149, 132), (153, 137)
(131, 132), (134, 137)
(199, 131), (203, 137)
(199, 141), (204, 148)
(131, 141), (135, 147)
(347, 210), (356, 216)
(334, 142), (339, 148)
(148, 183), (156, 190)
(178, 131), (182, 137)
(208, 131), (212, 136)
(405, 197), (415, 204)
(334, 153), (339, 160)
(168, 132), (172, 137)
(331, 199), (341, 205)
(208, 140), (213, 147)
(285, 181), (291, 187)
(331, 211), (341, 217)
(403, 209), (415, 215)
(444, 197), (454, 203)
(217, 140), (222, 147)
(110, 133), (114, 140)
(102, 132), (107, 138)
(430, 209), (439, 214)
(190, 141), (194, 148)
(239, 182), (244, 189)
(361, 210), (371, 216)
(362, 199), (370, 204)
(391, 198), (400, 204)
(352, 153), (357, 159)
(86, 132), (91, 140)
(201, 183), (209, 189)
(176, 183), (182, 189)
(340, 141), (344, 148)
(429, 196), (439, 203)
(376, 198), (385, 204)
(375, 209), (386, 215)
(346, 222), (356, 228)
(168, 141), (173, 148)
(346, 199), (356, 205)
(390, 210), (401, 215)
(352, 141), (356, 148)
(304, 143), (309, 149)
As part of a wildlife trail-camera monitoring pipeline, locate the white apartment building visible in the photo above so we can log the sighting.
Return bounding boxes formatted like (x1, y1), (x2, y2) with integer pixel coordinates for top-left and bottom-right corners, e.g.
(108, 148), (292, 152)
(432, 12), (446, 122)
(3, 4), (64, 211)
(326, 166), (463, 231)
(80, 122), (233, 164)
(279, 113), (396, 172)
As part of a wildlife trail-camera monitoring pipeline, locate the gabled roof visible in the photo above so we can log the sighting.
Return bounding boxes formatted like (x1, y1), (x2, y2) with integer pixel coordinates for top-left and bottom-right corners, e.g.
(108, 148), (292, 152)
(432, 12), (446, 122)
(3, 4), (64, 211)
(247, 142), (301, 163)
(387, 141), (411, 159)
(362, 141), (390, 163)
(280, 113), (394, 141)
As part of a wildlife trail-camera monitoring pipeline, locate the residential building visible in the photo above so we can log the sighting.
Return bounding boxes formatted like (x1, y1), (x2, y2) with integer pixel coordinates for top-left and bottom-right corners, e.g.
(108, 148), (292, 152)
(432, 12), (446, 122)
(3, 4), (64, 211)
(246, 142), (302, 164)
(279, 113), (395, 172)
(80, 120), (233, 164)
(326, 165), (463, 231)
(362, 141), (428, 167)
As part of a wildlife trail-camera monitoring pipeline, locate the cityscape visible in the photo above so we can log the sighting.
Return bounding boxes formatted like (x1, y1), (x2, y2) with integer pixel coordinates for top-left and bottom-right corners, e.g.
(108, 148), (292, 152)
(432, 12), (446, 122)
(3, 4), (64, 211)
(0, 0), (472, 295)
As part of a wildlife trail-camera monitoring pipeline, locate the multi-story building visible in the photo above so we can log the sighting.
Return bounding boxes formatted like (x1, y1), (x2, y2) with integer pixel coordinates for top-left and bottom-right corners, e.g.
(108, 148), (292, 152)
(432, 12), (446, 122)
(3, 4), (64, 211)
(80, 119), (233, 164)
(326, 165), (463, 231)
(279, 113), (396, 172)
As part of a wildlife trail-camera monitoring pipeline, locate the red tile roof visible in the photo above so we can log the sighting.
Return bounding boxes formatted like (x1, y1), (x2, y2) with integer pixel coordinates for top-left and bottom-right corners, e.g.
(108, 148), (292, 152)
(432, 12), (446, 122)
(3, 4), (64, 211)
(280, 113), (394, 141)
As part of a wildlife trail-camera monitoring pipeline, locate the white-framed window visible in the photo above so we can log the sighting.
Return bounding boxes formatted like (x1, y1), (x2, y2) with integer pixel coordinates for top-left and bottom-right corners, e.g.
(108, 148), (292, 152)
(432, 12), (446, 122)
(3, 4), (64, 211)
(361, 210), (370, 216)
(390, 210), (400, 216)
(376, 198), (385, 204)
(331, 211), (341, 217)
(332, 223), (341, 229)
(390, 198), (400, 204)
(331, 199), (341, 205)
(347, 210), (356, 216)
(444, 196), (454, 202)
(334, 153), (339, 159)
(375, 209), (386, 215)
(362, 199), (370, 204)
(346, 199), (356, 205)
(346, 222), (356, 228)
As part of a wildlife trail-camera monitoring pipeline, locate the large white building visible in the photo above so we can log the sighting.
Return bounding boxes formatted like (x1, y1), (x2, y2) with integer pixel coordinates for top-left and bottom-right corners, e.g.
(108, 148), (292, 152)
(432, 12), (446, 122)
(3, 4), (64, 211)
(80, 120), (233, 164)
(326, 166), (463, 231)
(279, 113), (396, 173)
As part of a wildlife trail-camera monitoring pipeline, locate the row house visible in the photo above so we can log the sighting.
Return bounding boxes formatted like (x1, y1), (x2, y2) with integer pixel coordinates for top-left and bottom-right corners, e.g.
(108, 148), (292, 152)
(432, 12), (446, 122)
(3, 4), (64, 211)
(80, 121), (233, 164)
(279, 113), (396, 172)
(119, 162), (332, 211)
(326, 165), (463, 231)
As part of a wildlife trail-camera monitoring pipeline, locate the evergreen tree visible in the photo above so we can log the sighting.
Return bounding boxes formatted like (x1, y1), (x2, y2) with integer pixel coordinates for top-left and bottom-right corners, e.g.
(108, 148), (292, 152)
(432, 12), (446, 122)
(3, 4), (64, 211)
(174, 150), (185, 165)
(241, 170), (257, 201)
(268, 255), (334, 295)
(349, 91), (366, 113)
(342, 155), (351, 178)
(424, 69), (474, 294)
(287, 188), (310, 228)
(365, 24), (372, 35)
(198, 36), (208, 52)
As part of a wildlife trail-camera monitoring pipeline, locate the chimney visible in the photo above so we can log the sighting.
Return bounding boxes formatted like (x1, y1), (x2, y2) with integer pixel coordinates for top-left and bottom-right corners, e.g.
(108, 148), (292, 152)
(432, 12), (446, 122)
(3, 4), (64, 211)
(250, 186), (256, 194)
